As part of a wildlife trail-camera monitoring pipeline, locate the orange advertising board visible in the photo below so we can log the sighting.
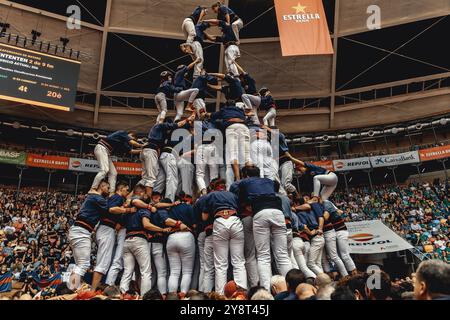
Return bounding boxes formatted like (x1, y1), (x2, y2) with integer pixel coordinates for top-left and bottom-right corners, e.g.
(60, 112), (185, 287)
(114, 161), (142, 175)
(26, 153), (70, 170)
(274, 0), (334, 56)
(419, 144), (450, 162)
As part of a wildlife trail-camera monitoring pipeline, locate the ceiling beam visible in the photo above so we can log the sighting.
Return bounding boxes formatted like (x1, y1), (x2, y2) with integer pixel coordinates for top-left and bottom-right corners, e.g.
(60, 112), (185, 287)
(0, 0), (104, 31)
(93, 0), (112, 125)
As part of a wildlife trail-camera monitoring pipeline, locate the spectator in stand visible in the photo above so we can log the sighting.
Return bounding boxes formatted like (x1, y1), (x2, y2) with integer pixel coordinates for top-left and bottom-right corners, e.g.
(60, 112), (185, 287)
(413, 260), (450, 300)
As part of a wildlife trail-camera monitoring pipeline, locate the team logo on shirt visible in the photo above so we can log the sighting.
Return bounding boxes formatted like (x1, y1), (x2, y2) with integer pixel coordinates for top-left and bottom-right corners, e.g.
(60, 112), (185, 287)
(282, 3), (321, 23)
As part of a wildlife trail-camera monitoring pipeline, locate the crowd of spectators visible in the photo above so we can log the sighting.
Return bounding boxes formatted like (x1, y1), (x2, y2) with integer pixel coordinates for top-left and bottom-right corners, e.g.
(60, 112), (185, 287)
(0, 181), (448, 300)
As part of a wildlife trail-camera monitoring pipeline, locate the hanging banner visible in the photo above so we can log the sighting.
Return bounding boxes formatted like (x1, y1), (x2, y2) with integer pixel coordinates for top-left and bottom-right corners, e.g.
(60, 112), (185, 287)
(310, 160), (334, 171)
(0, 148), (26, 165)
(333, 157), (371, 172)
(273, 0), (334, 56)
(346, 220), (413, 254)
(69, 158), (100, 173)
(26, 153), (69, 170)
(419, 144), (450, 162)
(369, 151), (420, 168)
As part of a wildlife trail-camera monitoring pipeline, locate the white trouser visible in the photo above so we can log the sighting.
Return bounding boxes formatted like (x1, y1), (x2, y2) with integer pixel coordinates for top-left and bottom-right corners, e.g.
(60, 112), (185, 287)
(94, 225), (116, 274)
(241, 94), (261, 125)
(263, 107), (276, 127)
(280, 161), (297, 194)
(155, 92), (168, 123)
(202, 234), (215, 293)
(138, 148), (159, 188)
(92, 144), (117, 193)
(194, 98), (206, 117)
(191, 41), (204, 78)
(224, 44), (241, 76)
(196, 144), (219, 192)
(313, 172), (338, 200)
(182, 17), (196, 43)
(225, 123), (250, 165)
(232, 18), (244, 44)
(323, 230), (348, 277)
(167, 231), (196, 293)
(120, 237), (152, 295)
(307, 235), (325, 275)
(154, 152), (178, 201)
(174, 88), (199, 121)
(336, 230), (356, 272)
(304, 240), (311, 262)
(177, 157), (194, 196)
(151, 242), (168, 294)
(105, 228), (126, 286)
(253, 209), (292, 291)
(292, 237), (316, 279)
(286, 229), (299, 269)
(68, 226), (91, 278)
(241, 216), (259, 288)
(213, 216), (247, 294)
(197, 231), (206, 292)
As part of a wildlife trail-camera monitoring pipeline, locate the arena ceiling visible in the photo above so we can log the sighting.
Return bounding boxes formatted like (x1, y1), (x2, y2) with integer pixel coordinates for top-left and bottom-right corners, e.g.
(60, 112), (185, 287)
(0, 0), (449, 135)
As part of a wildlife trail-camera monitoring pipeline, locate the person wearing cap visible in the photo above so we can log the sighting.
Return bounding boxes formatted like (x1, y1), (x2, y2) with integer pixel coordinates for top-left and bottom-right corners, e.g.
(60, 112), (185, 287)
(201, 178), (247, 295)
(90, 130), (145, 194)
(140, 114), (195, 200)
(182, 6), (208, 44)
(230, 166), (292, 291)
(155, 71), (183, 123)
(172, 60), (201, 120)
(67, 181), (109, 290)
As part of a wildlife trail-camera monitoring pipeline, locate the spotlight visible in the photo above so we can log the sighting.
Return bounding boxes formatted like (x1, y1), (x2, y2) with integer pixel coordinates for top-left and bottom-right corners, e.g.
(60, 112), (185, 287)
(12, 121), (20, 129)
(345, 133), (352, 140)
(66, 129), (74, 136)
(300, 137), (307, 143)
(322, 135), (329, 141)
(40, 125), (48, 133)
(440, 118), (448, 126)
(391, 127), (398, 134)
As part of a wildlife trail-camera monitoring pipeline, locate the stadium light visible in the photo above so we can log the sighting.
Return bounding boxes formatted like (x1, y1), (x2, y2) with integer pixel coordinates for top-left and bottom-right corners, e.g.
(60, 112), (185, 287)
(391, 127), (398, 134)
(440, 118), (448, 126)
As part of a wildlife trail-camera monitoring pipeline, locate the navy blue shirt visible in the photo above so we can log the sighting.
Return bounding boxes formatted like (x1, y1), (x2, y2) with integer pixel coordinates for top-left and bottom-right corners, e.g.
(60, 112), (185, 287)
(310, 202), (325, 220)
(76, 193), (108, 229)
(148, 122), (179, 148)
(124, 208), (152, 234)
(231, 177), (276, 202)
(204, 191), (239, 215)
(167, 203), (197, 228)
(195, 21), (212, 44)
(211, 105), (246, 130)
(291, 212), (305, 231)
(305, 162), (327, 175)
(242, 73), (257, 95)
(296, 210), (319, 230)
(192, 74), (217, 99)
(215, 21), (237, 44)
(157, 80), (182, 98)
(149, 209), (169, 243)
(194, 196), (209, 232)
(101, 130), (131, 155)
(189, 6), (204, 24)
(101, 193), (125, 226)
(261, 95), (276, 110)
(174, 66), (189, 90)
(222, 75), (244, 101)
(217, 5), (238, 23)
(278, 132), (289, 154)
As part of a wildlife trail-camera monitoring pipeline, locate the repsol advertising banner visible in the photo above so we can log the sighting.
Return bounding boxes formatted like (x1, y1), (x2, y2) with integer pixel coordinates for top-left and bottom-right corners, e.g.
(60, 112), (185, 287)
(346, 220), (413, 254)
(69, 157), (142, 175)
(333, 157), (371, 172)
(369, 151), (420, 168)
(0, 148), (26, 165)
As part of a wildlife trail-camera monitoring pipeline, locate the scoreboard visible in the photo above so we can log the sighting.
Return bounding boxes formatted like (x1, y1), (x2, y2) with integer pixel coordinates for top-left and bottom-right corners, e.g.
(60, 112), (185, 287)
(0, 42), (81, 111)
